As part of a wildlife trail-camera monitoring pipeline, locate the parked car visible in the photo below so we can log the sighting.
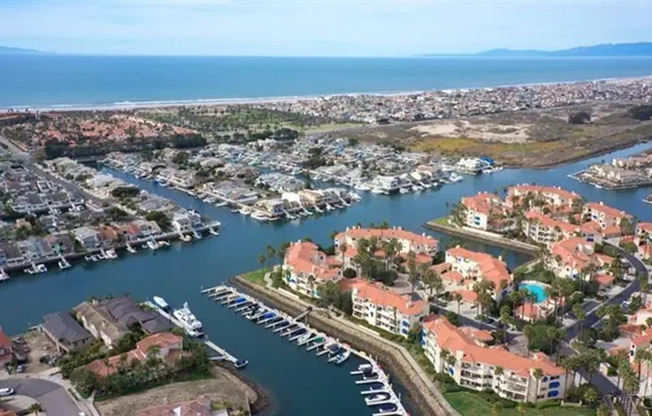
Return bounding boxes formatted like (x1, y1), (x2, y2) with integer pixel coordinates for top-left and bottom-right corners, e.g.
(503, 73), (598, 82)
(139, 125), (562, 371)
(0, 388), (15, 397)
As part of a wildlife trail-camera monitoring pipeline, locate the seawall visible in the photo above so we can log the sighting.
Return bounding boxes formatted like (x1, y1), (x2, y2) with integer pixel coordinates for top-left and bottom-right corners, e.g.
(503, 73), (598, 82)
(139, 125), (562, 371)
(423, 221), (538, 255)
(232, 275), (459, 416)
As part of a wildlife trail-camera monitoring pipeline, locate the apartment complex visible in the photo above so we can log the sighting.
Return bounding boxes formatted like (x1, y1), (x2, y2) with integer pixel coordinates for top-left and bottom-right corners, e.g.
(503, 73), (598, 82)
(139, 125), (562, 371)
(522, 210), (578, 246)
(347, 279), (428, 337)
(334, 226), (438, 258)
(459, 192), (510, 232)
(422, 315), (566, 402)
(635, 222), (652, 260)
(283, 241), (342, 297)
(582, 202), (631, 234)
(444, 247), (512, 301)
(547, 237), (613, 280)
(506, 184), (579, 215)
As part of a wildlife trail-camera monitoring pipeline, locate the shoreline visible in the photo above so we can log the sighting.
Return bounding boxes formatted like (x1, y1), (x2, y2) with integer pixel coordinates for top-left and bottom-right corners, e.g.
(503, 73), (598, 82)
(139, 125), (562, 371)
(2, 73), (651, 113)
(231, 274), (458, 416)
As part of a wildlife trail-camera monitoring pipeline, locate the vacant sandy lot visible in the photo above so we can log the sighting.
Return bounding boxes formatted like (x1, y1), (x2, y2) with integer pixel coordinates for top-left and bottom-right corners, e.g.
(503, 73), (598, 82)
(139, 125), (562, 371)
(96, 366), (258, 416)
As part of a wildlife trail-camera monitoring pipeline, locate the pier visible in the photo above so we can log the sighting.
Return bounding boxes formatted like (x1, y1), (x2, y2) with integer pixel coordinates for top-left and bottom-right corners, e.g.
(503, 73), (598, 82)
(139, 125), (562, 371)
(201, 284), (408, 415)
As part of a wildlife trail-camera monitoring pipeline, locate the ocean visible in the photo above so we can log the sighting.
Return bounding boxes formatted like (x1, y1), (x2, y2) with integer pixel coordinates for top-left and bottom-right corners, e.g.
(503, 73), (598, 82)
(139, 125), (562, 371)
(1, 55), (652, 109)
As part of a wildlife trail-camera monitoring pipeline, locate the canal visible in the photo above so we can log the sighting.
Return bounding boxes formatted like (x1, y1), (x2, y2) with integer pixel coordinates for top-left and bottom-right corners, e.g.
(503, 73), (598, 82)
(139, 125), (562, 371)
(0, 143), (651, 416)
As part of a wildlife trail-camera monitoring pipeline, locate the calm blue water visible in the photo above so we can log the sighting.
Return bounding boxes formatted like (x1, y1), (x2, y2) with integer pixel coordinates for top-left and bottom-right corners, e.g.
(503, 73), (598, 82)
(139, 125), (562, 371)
(1, 56), (652, 108)
(519, 282), (548, 303)
(0, 143), (651, 415)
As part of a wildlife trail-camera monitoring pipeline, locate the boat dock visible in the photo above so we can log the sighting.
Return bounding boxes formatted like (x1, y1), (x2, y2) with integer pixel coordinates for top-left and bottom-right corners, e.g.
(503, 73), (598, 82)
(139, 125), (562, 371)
(201, 284), (408, 415)
(144, 300), (247, 369)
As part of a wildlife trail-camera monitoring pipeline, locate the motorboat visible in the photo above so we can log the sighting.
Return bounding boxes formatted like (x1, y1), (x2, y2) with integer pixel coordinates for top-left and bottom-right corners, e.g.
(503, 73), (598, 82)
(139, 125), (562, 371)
(153, 296), (171, 312)
(172, 302), (204, 337)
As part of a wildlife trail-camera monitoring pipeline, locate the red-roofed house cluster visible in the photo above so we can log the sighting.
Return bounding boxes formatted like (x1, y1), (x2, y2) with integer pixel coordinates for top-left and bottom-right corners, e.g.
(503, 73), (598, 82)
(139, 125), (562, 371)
(422, 315), (566, 402)
(282, 226), (437, 337)
(635, 222), (652, 260)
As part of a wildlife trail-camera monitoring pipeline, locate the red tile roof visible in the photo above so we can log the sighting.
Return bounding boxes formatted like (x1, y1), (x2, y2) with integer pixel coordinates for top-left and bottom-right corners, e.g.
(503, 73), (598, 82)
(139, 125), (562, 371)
(446, 247), (511, 291)
(284, 241), (340, 281)
(335, 227), (438, 249)
(423, 315), (564, 376)
(348, 278), (428, 316)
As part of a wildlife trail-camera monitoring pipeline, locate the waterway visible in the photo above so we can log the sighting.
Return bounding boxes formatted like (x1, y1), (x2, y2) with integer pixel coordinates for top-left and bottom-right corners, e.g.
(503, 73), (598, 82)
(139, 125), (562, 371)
(1, 143), (651, 415)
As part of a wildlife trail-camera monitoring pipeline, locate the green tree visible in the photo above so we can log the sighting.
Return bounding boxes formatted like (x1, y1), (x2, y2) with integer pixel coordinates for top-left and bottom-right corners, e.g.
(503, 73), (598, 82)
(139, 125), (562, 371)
(533, 368), (544, 405)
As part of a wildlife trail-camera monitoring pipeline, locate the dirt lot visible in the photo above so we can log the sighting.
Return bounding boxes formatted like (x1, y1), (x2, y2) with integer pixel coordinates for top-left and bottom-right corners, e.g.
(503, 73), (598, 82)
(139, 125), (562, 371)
(96, 366), (258, 416)
(19, 329), (58, 374)
(344, 102), (652, 167)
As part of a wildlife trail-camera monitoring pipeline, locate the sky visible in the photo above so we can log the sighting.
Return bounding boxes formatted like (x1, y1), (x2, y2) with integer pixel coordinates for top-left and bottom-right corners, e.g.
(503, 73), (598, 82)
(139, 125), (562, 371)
(1, 0), (652, 56)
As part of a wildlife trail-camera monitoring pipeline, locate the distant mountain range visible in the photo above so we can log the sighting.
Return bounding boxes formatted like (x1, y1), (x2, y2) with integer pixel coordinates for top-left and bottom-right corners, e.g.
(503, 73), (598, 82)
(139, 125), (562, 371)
(0, 46), (46, 55)
(420, 42), (652, 58)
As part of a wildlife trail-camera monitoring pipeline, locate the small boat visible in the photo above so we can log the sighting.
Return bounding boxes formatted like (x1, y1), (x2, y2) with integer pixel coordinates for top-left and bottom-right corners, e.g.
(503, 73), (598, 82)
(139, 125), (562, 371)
(251, 211), (270, 221)
(234, 359), (249, 369)
(239, 207), (252, 215)
(372, 403), (399, 415)
(36, 264), (47, 273)
(329, 348), (351, 364)
(365, 393), (391, 405)
(230, 208), (240, 214)
(370, 188), (385, 194)
(153, 296), (171, 312)
(147, 240), (160, 250)
(399, 187), (410, 194)
(85, 254), (98, 262)
(126, 244), (137, 254)
(105, 249), (118, 259)
(158, 180), (169, 187)
(58, 260), (71, 270)
(209, 228), (220, 236)
(215, 201), (228, 207)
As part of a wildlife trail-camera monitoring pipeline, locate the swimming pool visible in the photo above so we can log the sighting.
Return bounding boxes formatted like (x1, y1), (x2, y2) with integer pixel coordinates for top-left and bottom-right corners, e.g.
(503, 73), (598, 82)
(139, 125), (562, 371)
(519, 281), (548, 303)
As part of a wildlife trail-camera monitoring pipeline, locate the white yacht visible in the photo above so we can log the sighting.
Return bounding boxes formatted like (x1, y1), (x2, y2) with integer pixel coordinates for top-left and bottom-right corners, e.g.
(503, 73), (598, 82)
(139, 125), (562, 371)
(173, 302), (204, 337)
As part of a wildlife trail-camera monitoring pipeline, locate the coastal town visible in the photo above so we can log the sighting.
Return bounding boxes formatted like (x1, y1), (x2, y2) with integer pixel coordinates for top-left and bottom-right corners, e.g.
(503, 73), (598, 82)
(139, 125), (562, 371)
(0, 78), (652, 416)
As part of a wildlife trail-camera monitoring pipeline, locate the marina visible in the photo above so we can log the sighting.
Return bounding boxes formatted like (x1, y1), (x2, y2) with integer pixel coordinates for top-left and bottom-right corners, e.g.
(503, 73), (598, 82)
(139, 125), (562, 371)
(202, 285), (408, 415)
(1, 143), (652, 416)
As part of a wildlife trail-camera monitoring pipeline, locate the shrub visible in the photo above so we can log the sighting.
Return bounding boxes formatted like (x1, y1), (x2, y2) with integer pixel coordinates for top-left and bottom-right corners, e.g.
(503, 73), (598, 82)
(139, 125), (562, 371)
(343, 268), (357, 279)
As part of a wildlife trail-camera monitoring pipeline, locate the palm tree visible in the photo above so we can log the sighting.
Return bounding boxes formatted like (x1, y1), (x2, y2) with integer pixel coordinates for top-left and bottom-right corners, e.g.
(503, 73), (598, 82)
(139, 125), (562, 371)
(572, 303), (586, 338)
(27, 403), (44, 415)
(257, 253), (266, 270)
(307, 275), (316, 297)
(532, 368), (544, 405)
(499, 305), (511, 345)
(339, 242), (348, 264)
(454, 293), (463, 315)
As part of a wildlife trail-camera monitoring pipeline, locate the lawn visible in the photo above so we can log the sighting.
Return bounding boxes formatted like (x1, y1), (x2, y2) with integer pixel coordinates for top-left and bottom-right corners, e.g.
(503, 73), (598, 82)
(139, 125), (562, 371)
(242, 269), (267, 286)
(444, 391), (595, 416)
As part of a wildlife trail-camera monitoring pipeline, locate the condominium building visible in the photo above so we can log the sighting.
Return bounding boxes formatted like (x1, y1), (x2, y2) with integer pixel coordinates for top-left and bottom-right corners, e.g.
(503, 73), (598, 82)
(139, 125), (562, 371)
(635, 222), (652, 260)
(444, 247), (512, 301)
(460, 192), (510, 232)
(506, 184), (579, 213)
(522, 210), (578, 246)
(334, 226), (438, 259)
(422, 315), (566, 402)
(582, 202), (631, 231)
(547, 237), (613, 280)
(283, 241), (342, 297)
(347, 279), (428, 337)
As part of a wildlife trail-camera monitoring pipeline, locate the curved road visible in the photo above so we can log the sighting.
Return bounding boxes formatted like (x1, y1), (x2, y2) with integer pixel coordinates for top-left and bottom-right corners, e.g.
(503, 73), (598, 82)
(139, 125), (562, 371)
(0, 378), (82, 416)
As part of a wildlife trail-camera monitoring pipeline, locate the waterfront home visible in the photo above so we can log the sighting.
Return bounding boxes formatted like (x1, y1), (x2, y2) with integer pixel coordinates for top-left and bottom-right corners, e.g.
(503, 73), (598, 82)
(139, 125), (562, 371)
(172, 210), (202, 234)
(157, 168), (197, 189)
(422, 315), (566, 402)
(334, 226), (438, 265)
(346, 278), (428, 337)
(41, 311), (93, 354)
(0, 243), (27, 269)
(0, 327), (12, 367)
(72, 226), (102, 251)
(444, 247), (512, 301)
(635, 222), (652, 260)
(588, 164), (648, 185)
(135, 395), (213, 416)
(582, 202), (631, 231)
(45, 233), (75, 255)
(283, 240), (342, 297)
(522, 210), (578, 246)
(86, 332), (183, 377)
(459, 192), (510, 232)
(369, 175), (401, 194)
(202, 181), (260, 205)
(546, 237), (613, 280)
(18, 237), (55, 263)
(613, 155), (652, 170)
(9, 193), (47, 214)
(455, 157), (486, 174)
(253, 198), (287, 219)
(74, 296), (173, 348)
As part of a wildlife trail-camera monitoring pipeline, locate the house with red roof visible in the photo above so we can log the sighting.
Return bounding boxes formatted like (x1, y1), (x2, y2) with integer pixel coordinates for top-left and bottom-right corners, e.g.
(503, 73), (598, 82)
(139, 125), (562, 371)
(347, 279), (428, 337)
(86, 332), (183, 377)
(334, 226), (438, 259)
(422, 315), (566, 403)
(444, 247), (512, 301)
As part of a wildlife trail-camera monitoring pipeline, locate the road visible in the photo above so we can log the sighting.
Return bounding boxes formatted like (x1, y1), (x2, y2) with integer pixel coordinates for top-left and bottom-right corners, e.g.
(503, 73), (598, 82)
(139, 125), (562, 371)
(0, 377), (83, 416)
(28, 162), (108, 207)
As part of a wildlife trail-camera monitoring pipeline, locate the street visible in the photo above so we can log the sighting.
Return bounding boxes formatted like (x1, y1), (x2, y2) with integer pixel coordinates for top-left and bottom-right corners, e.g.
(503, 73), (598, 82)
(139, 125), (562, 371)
(0, 377), (83, 416)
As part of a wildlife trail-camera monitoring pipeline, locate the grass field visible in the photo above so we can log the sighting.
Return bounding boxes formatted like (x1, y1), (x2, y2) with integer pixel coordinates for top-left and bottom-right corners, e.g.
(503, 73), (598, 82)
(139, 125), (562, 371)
(243, 269), (267, 286)
(444, 391), (595, 416)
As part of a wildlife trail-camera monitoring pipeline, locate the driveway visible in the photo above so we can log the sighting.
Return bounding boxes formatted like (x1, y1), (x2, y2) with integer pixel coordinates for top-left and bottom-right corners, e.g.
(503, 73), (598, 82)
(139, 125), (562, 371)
(0, 377), (82, 416)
